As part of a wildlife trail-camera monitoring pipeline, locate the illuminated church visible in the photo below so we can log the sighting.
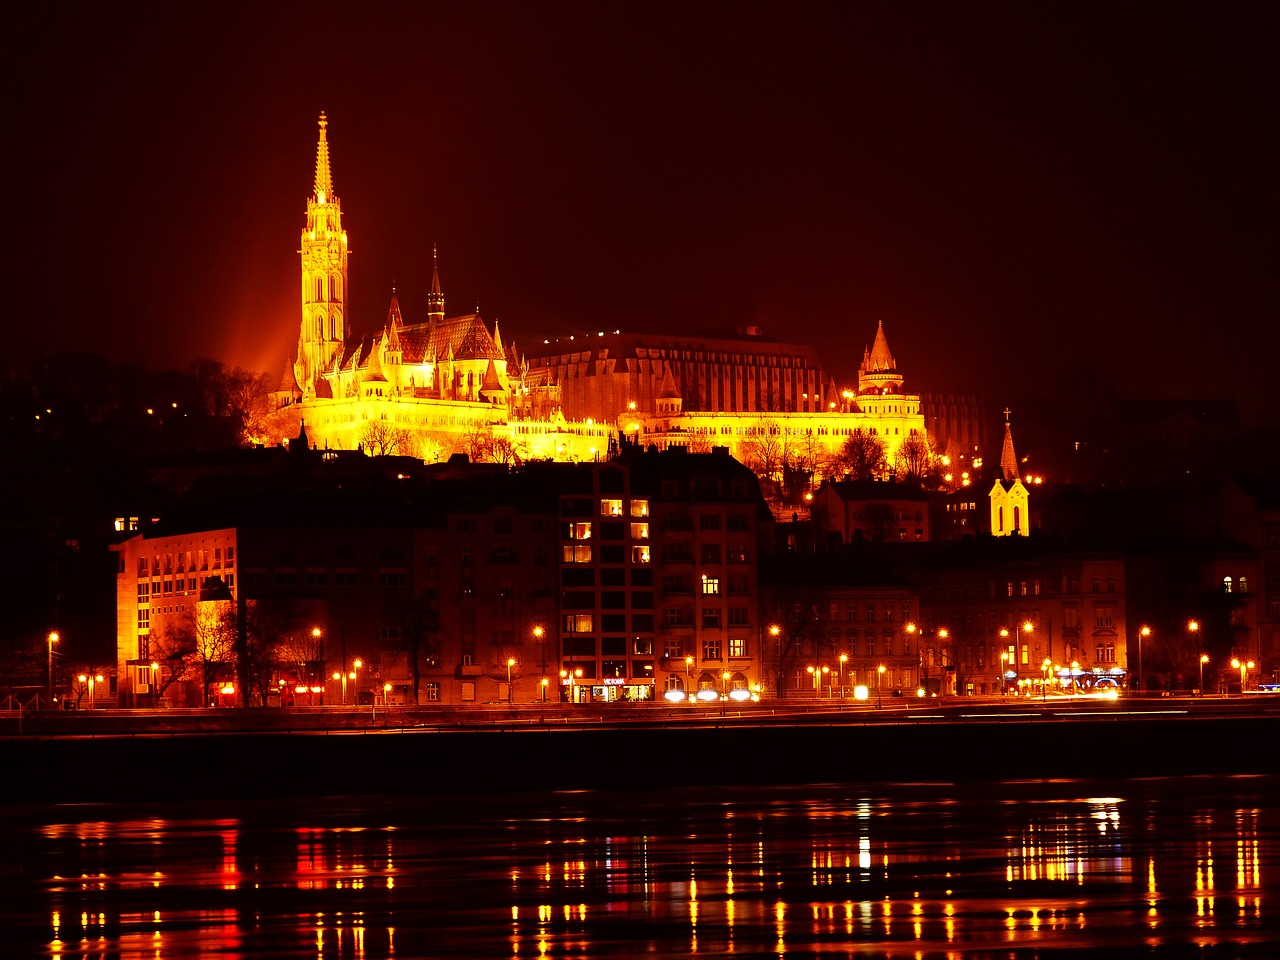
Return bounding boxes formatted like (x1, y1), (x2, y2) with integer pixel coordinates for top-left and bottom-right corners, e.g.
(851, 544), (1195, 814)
(266, 114), (929, 471)
(266, 114), (606, 460)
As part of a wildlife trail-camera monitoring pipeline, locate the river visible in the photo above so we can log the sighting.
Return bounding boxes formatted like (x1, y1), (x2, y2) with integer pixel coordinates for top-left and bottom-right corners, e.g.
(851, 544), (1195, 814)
(3, 775), (1277, 958)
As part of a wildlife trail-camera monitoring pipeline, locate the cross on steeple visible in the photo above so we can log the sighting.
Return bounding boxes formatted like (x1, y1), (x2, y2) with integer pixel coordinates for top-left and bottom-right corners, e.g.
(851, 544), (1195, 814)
(1004, 407), (1011, 423)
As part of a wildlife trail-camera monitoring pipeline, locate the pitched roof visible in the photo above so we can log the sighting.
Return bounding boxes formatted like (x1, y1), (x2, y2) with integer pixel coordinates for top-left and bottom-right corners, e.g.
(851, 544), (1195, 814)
(866, 321), (895, 371)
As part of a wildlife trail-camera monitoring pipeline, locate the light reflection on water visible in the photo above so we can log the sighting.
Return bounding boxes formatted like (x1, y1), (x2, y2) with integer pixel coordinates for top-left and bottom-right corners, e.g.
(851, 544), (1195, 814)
(5, 776), (1279, 958)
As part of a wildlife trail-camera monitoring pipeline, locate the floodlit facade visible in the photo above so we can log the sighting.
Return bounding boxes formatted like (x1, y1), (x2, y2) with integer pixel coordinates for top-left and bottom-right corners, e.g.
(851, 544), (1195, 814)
(264, 115), (935, 471)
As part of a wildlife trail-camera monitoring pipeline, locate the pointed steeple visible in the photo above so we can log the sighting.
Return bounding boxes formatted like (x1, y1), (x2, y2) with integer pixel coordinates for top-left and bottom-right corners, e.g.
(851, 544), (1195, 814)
(385, 288), (404, 351)
(1000, 408), (1019, 482)
(314, 112), (334, 203)
(868, 321), (895, 371)
(427, 243), (445, 325)
(857, 321), (905, 395)
(492, 318), (504, 355)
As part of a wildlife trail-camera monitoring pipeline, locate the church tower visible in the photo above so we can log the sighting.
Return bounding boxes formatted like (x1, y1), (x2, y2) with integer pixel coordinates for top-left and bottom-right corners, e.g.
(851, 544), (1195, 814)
(857, 321), (905, 396)
(297, 112), (349, 394)
(427, 244), (445, 332)
(989, 409), (1030, 537)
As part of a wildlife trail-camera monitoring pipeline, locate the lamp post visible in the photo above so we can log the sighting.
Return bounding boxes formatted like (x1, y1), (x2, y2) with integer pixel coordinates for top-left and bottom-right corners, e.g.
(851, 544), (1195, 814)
(533, 625), (545, 676)
(507, 657), (516, 705)
(1041, 659), (1052, 701)
(47, 632), (59, 707)
(905, 623), (918, 692)
(79, 673), (103, 709)
(936, 627), (949, 696)
(1199, 653), (1209, 696)
(560, 667), (582, 703)
(352, 658), (362, 703)
(540, 677), (549, 703)
(877, 663), (886, 709)
(1231, 657), (1254, 694)
(838, 653), (848, 699)
(151, 661), (160, 707)
(332, 670), (346, 705)
(1187, 621), (1200, 694)
(1137, 625), (1151, 695)
(1000, 651), (1010, 695)
(721, 670), (730, 712)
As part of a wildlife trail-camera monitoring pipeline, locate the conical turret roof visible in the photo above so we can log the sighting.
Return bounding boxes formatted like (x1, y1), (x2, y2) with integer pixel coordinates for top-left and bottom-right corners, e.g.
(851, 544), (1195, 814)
(1000, 409), (1019, 482)
(867, 321), (895, 371)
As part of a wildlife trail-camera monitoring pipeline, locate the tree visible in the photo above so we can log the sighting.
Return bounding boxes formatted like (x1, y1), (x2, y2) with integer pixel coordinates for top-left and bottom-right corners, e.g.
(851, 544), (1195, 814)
(239, 600), (299, 706)
(188, 599), (237, 705)
(277, 627), (328, 703)
(893, 434), (940, 488)
(399, 595), (441, 704)
(738, 419), (786, 495)
(359, 419), (414, 456)
(834, 428), (887, 480)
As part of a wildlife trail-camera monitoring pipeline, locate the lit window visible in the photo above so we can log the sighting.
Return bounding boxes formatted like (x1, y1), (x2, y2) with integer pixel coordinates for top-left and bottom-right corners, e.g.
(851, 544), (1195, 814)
(601, 499), (623, 517)
(630, 522), (649, 540)
(631, 500), (649, 518)
(702, 577), (720, 596)
(631, 545), (650, 563)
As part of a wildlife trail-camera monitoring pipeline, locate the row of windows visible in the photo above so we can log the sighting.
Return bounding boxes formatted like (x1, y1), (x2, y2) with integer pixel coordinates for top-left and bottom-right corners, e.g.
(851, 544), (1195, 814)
(137, 547), (234, 577)
(562, 544), (651, 563)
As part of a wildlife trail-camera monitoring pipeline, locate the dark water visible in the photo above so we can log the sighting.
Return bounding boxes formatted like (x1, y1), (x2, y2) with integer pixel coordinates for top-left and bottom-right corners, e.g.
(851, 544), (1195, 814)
(3, 776), (1278, 958)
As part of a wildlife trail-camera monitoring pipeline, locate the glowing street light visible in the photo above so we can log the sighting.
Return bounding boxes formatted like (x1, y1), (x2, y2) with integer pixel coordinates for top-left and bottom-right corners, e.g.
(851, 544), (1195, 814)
(47, 631), (59, 707)
(1000, 651), (1010, 695)
(1230, 657), (1255, 694)
(507, 657), (517, 704)
(1041, 658), (1052, 701)
(1137, 624), (1152, 695)
(150, 661), (160, 707)
(540, 677), (550, 703)
(877, 664), (886, 709)
(383, 682), (392, 706)
(1199, 653), (1209, 696)
(560, 666), (583, 703)
(79, 673), (104, 709)
(351, 658), (362, 703)
(838, 653), (848, 698)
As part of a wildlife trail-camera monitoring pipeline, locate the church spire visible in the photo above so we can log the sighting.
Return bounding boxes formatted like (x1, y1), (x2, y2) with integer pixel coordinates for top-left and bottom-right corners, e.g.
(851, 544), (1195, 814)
(427, 243), (445, 326)
(1000, 408), (1019, 482)
(297, 112), (348, 396)
(314, 112), (334, 203)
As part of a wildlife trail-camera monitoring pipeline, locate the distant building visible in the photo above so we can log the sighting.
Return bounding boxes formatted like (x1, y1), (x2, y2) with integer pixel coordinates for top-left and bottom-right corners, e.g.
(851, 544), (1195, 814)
(811, 479), (931, 544)
(989, 412), (1031, 536)
(110, 441), (772, 707)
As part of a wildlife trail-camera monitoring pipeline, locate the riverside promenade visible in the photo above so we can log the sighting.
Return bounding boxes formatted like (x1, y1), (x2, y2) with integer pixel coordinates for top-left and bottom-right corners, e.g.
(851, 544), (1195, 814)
(5, 696), (1280, 804)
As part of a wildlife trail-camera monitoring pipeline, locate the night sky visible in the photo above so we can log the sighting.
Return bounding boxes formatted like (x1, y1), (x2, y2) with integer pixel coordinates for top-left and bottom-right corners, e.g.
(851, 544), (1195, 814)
(10, 2), (1278, 419)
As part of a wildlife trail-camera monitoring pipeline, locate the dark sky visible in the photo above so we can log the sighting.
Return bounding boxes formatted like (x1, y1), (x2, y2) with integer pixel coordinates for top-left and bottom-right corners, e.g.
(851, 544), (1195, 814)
(10, 2), (1278, 419)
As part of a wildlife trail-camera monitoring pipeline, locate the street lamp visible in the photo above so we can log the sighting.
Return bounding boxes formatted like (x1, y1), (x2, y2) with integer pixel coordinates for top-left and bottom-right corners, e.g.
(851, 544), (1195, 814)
(937, 627), (949, 696)
(1199, 653), (1209, 696)
(1041, 658), (1052, 700)
(506, 657), (516, 704)
(1000, 651), (1010, 695)
(560, 667), (582, 703)
(383, 682), (392, 705)
(150, 661), (160, 707)
(1138, 625), (1151, 695)
(905, 623), (918, 691)
(1230, 657), (1255, 694)
(533, 625), (545, 675)
(352, 658), (362, 703)
(79, 673), (104, 709)
(838, 653), (848, 698)
(540, 677), (549, 702)
(47, 632), (59, 706)
(877, 663), (886, 708)
(721, 670), (730, 708)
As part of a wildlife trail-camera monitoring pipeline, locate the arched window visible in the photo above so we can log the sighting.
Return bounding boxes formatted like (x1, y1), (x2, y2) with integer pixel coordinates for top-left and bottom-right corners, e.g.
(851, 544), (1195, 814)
(1013, 506), (1021, 532)
(1223, 576), (1233, 593)
(1239, 576), (1248, 593)
(997, 506), (1004, 532)
(315, 278), (324, 302)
